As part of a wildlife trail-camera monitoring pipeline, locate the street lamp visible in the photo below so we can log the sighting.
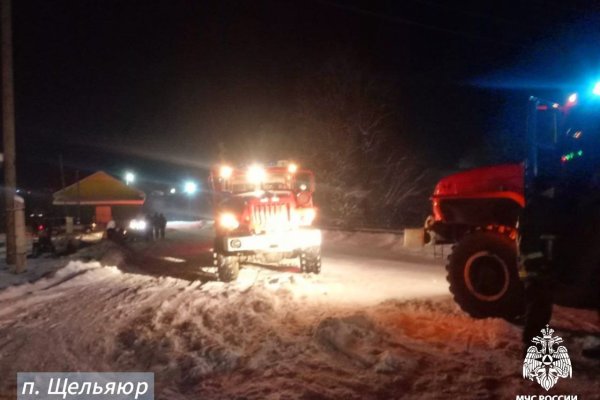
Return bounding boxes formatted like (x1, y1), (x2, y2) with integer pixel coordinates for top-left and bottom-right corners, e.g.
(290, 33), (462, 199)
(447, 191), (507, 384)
(184, 181), (198, 195)
(125, 171), (135, 185)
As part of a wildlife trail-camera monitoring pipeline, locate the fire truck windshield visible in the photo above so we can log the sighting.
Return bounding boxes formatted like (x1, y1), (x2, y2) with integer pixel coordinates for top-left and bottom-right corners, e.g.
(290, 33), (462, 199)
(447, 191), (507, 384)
(563, 104), (600, 140)
(228, 171), (291, 193)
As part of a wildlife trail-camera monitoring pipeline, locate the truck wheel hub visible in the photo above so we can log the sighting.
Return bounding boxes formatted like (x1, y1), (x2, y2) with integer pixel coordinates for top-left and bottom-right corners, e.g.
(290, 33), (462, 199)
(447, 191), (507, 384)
(464, 251), (510, 302)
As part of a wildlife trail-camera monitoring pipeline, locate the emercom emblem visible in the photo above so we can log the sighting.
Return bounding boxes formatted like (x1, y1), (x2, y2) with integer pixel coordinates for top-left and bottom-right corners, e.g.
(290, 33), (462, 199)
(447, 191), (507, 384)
(523, 325), (572, 390)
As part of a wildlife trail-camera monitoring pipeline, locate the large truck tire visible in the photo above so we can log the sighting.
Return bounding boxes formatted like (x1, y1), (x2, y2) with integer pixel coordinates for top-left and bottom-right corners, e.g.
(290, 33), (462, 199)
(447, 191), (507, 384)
(217, 254), (240, 282)
(446, 230), (524, 321)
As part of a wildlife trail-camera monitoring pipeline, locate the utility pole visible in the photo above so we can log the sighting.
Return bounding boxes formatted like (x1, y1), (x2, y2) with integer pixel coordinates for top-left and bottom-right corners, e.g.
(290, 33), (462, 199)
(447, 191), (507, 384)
(59, 154), (68, 217)
(76, 170), (81, 224)
(1, 0), (22, 270)
(59, 154), (66, 190)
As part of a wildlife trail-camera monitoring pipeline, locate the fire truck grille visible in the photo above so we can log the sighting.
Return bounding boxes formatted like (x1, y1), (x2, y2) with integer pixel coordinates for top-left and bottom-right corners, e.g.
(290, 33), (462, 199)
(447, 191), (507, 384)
(252, 203), (291, 232)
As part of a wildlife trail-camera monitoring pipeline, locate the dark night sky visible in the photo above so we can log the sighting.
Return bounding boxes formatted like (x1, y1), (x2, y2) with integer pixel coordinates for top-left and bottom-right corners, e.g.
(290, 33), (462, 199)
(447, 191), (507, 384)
(7, 0), (600, 191)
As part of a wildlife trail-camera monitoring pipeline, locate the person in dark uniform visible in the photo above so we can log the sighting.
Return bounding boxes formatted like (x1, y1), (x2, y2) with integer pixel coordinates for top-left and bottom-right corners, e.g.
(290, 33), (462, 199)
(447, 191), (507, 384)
(151, 212), (160, 241)
(159, 213), (167, 239)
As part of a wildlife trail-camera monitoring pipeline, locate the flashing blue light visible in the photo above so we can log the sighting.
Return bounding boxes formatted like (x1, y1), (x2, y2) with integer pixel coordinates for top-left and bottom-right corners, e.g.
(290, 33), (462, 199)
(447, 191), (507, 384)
(593, 82), (600, 96)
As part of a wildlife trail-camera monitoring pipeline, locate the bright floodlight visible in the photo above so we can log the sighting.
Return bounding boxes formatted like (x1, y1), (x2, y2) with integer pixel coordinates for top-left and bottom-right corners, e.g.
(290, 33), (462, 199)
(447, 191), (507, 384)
(568, 93), (577, 103)
(170, 187), (176, 194)
(287, 163), (298, 174)
(125, 171), (135, 185)
(184, 181), (198, 195)
(594, 82), (600, 96)
(219, 165), (233, 179)
(247, 164), (266, 184)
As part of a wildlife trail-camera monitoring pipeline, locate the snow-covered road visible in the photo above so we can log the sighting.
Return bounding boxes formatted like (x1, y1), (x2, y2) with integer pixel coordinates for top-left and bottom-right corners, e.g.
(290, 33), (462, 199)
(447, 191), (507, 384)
(122, 222), (450, 306)
(0, 222), (598, 399)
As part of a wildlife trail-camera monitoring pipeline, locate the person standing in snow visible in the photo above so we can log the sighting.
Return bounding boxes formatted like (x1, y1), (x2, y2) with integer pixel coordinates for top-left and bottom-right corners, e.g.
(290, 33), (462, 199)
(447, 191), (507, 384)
(106, 218), (116, 241)
(159, 213), (167, 239)
(151, 212), (160, 241)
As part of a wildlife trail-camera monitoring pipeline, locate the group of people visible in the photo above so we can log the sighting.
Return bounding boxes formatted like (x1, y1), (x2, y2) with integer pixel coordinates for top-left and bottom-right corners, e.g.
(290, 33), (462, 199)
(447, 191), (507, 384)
(150, 212), (167, 240)
(105, 211), (168, 243)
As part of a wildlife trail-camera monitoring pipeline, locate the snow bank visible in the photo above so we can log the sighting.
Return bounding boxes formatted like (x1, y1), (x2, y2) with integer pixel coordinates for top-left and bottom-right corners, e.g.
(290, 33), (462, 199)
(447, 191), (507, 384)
(0, 257), (64, 290)
(1, 261), (597, 399)
(0, 240), (125, 291)
(0, 226), (598, 399)
(0, 260), (103, 299)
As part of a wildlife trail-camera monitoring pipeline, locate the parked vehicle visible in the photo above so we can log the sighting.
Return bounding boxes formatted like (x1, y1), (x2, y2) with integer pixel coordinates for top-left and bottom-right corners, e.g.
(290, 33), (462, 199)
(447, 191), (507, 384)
(125, 216), (153, 242)
(428, 89), (600, 323)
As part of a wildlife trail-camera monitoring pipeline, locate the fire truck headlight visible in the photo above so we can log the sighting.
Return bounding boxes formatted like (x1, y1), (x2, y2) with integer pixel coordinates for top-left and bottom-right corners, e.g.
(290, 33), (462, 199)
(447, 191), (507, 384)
(219, 165), (233, 179)
(287, 163), (298, 174)
(247, 164), (266, 184)
(218, 212), (240, 230)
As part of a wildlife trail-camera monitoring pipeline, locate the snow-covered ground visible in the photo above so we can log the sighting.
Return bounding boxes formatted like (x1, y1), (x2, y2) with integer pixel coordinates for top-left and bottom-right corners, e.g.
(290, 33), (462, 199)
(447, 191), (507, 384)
(0, 223), (598, 399)
(0, 233), (107, 290)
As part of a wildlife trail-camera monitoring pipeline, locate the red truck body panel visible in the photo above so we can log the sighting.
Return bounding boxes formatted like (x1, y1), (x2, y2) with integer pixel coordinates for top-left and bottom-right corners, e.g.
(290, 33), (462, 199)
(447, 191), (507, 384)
(433, 163), (524, 198)
(431, 163), (525, 228)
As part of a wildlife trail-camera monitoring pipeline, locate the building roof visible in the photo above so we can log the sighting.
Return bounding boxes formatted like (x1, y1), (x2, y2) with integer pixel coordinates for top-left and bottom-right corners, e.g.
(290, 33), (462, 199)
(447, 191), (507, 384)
(53, 171), (145, 206)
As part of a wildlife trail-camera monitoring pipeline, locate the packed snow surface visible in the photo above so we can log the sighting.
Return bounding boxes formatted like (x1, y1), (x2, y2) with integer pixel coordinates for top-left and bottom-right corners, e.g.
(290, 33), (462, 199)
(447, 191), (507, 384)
(0, 224), (598, 399)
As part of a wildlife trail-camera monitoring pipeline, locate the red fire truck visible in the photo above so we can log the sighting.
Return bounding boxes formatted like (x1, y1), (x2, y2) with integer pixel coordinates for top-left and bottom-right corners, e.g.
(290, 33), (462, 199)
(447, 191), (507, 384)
(209, 161), (322, 281)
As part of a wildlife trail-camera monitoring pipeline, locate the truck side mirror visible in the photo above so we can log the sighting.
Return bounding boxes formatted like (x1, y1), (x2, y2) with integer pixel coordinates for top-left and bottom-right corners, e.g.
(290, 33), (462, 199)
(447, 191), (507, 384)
(293, 172), (315, 193)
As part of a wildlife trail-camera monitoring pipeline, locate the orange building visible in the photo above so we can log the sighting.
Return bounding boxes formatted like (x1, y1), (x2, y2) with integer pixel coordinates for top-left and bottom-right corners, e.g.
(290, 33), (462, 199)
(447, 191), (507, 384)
(53, 171), (145, 225)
